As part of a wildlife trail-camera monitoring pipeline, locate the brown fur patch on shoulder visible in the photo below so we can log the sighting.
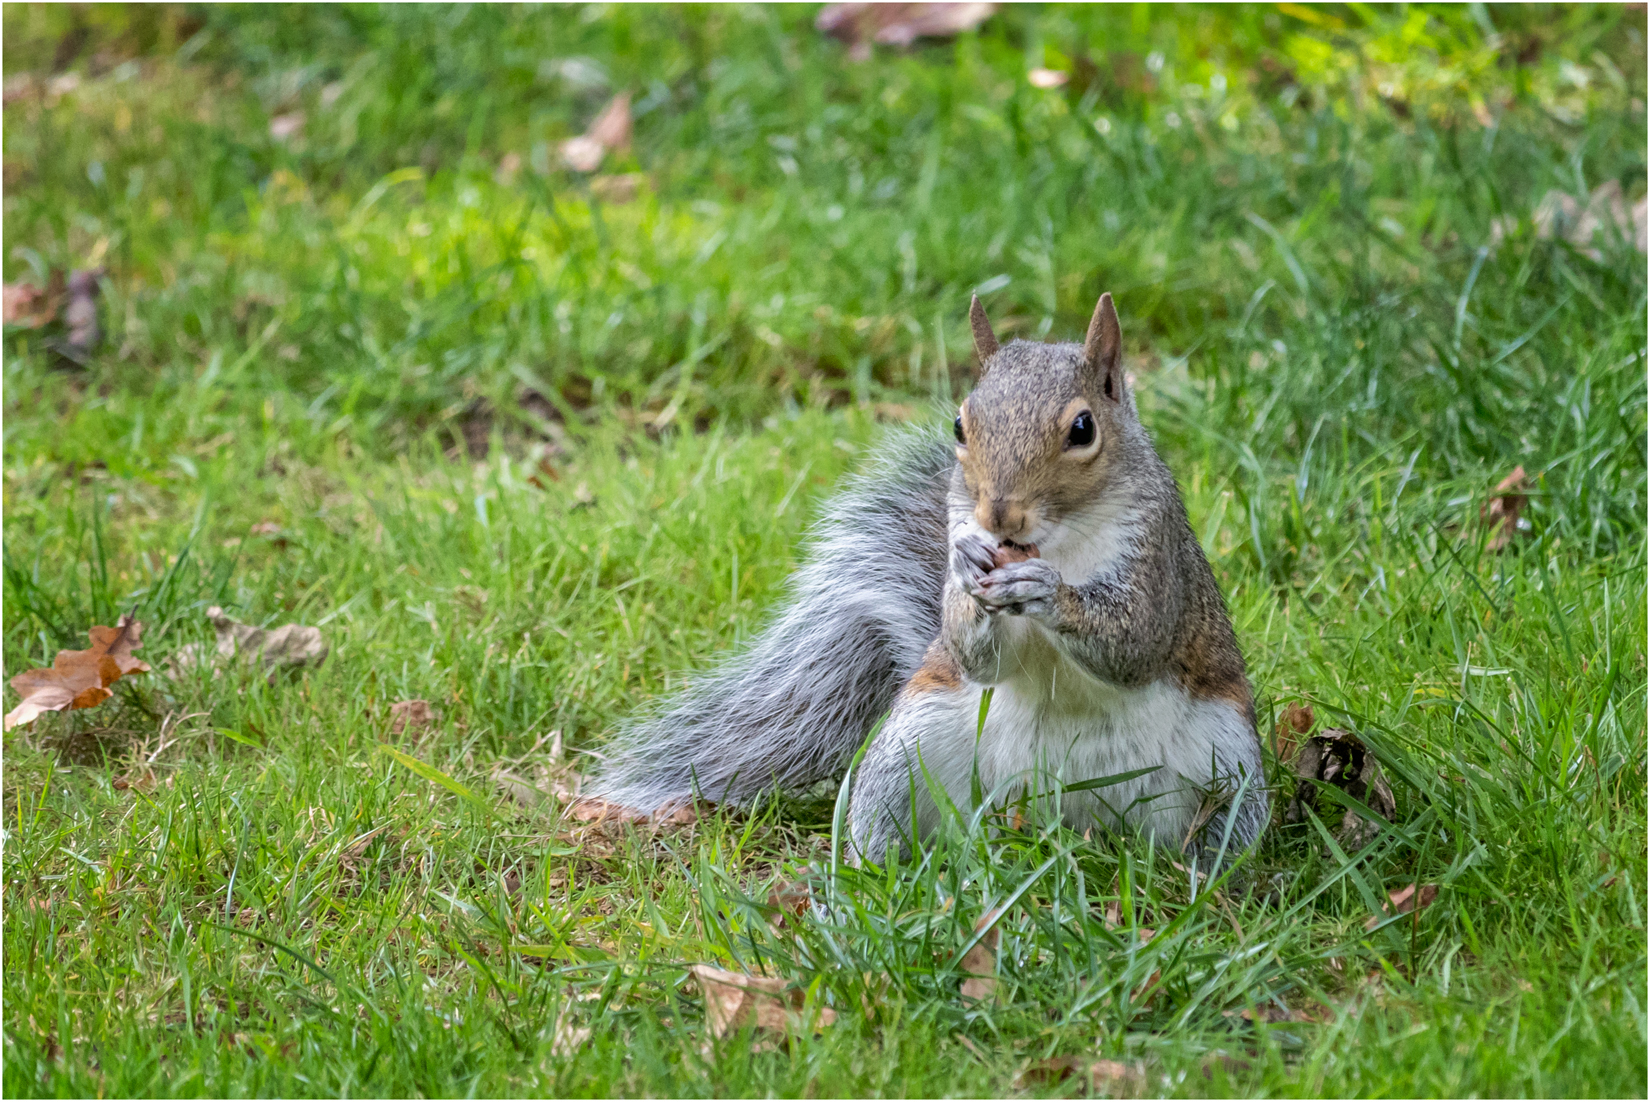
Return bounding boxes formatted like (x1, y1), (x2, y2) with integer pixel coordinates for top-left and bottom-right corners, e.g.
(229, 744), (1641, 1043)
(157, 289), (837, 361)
(905, 640), (963, 695)
(1173, 617), (1254, 718)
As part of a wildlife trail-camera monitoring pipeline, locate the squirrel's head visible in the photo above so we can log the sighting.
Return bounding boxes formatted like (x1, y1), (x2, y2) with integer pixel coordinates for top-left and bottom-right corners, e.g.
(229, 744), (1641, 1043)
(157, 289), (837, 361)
(952, 292), (1133, 545)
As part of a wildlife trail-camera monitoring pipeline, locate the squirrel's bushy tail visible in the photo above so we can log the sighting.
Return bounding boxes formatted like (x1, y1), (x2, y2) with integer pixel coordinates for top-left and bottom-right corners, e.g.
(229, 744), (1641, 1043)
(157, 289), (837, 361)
(590, 427), (954, 812)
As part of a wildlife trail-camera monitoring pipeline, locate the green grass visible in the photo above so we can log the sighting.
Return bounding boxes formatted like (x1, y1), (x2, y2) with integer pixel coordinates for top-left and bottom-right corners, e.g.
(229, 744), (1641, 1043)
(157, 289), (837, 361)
(4, 4), (1646, 1097)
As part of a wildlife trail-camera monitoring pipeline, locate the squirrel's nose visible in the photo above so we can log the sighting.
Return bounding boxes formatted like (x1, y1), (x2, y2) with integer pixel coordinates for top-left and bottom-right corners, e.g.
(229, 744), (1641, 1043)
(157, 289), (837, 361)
(976, 497), (1029, 540)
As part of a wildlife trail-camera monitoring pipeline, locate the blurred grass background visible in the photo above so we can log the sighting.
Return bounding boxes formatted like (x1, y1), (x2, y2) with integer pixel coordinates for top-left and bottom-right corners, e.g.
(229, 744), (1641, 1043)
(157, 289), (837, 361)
(3, 4), (1646, 1097)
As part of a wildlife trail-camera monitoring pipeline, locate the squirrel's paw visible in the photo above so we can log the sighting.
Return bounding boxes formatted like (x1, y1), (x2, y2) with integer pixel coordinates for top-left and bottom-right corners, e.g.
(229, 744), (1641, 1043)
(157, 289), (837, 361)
(973, 559), (1061, 618)
(950, 531), (998, 589)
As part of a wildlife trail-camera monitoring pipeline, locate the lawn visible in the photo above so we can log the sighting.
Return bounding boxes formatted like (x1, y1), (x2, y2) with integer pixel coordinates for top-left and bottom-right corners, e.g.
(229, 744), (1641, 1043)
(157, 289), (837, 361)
(3, 4), (1646, 1097)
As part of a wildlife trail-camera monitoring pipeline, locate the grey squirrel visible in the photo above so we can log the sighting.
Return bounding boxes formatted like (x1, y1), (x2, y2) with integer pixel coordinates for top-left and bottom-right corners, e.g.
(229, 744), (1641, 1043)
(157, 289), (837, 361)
(593, 292), (1268, 861)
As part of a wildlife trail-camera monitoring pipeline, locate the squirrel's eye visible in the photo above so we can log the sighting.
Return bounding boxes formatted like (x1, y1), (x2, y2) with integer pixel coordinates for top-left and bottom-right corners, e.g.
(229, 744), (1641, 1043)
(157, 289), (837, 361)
(1067, 410), (1096, 449)
(954, 415), (966, 445)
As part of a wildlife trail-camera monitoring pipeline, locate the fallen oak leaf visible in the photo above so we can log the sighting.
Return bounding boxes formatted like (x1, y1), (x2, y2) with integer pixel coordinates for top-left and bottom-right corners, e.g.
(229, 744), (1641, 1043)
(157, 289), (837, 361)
(549, 1018), (592, 1058)
(3, 271), (64, 328)
(560, 92), (631, 173)
(816, 3), (997, 60)
(1365, 882), (1439, 931)
(767, 878), (813, 927)
(566, 797), (650, 824)
(389, 699), (435, 736)
(689, 965), (836, 1049)
(1274, 701), (1314, 764)
(176, 607), (328, 679)
(5, 615), (150, 731)
(958, 909), (1002, 1003)
(1282, 727), (1395, 850)
(1014, 1056), (1143, 1095)
(585, 92), (631, 153)
(492, 768), (547, 809)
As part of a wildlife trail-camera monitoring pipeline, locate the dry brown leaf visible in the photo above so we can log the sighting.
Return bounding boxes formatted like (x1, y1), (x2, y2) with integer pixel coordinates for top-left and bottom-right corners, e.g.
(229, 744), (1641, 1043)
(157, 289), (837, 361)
(586, 93), (631, 153)
(1282, 727), (1395, 850)
(1274, 701), (1314, 763)
(550, 1018), (591, 1058)
(389, 699), (435, 736)
(567, 797), (650, 824)
(1014, 1056), (1143, 1095)
(493, 769), (547, 808)
(1481, 465), (1529, 552)
(816, 3), (996, 60)
(767, 879), (812, 926)
(204, 606), (328, 672)
(5, 615), (150, 731)
(1229, 1004), (1298, 1024)
(111, 766), (157, 794)
(4, 271), (64, 329)
(1493, 181), (1647, 259)
(560, 92), (631, 174)
(652, 802), (701, 827)
(689, 965), (836, 1047)
(958, 909), (1001, 1003)
(1365, 882), (1439, 930)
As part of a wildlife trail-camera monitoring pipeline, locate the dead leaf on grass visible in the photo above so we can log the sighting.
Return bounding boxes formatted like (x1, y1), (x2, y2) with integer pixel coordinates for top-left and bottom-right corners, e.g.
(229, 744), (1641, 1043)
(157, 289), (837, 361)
(5, 615), (150, 731)
(111, 766), (157, 793)
(1283, 727), (1395, 850)
(1274, 701), (1315, 764)
(560, 92), (630, 173)
(494, 768), (548, 809)
(550, 1018), (591, 1058)
(171, 607), (328, 680)
(389, 699), (435, 736)
(958, 909), (1001, 1003)
(3, 271), (64, 328)
(567, 797), (651, 825)
(767, 878), (813, 927)
(1365, 882), (1439, 930)
(1014, 1056), (1143, 1095)
(1481, 465), (1529, 552)
(1536, 181), (1646, 258)
(689, 964), (836, 1049)
(816, 3), (997, 61)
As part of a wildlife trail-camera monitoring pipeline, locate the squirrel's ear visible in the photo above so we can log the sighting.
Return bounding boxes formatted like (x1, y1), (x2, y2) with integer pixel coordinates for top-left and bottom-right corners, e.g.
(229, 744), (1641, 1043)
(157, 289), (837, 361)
(969, 294), (999, 367)
(1084, 292), (1123, 403)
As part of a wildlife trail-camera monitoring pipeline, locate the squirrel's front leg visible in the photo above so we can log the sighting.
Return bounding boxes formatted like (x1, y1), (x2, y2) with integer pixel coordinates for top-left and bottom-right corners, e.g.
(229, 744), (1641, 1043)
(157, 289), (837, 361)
(971, 558), (1063, 621)
(976, 558), (1177, 687)
(941, 530), (1009, 683)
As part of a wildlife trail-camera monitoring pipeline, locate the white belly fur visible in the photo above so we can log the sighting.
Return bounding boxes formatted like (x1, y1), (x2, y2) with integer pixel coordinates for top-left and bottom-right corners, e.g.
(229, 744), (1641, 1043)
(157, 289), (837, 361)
(974, 618), (1252, 848)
